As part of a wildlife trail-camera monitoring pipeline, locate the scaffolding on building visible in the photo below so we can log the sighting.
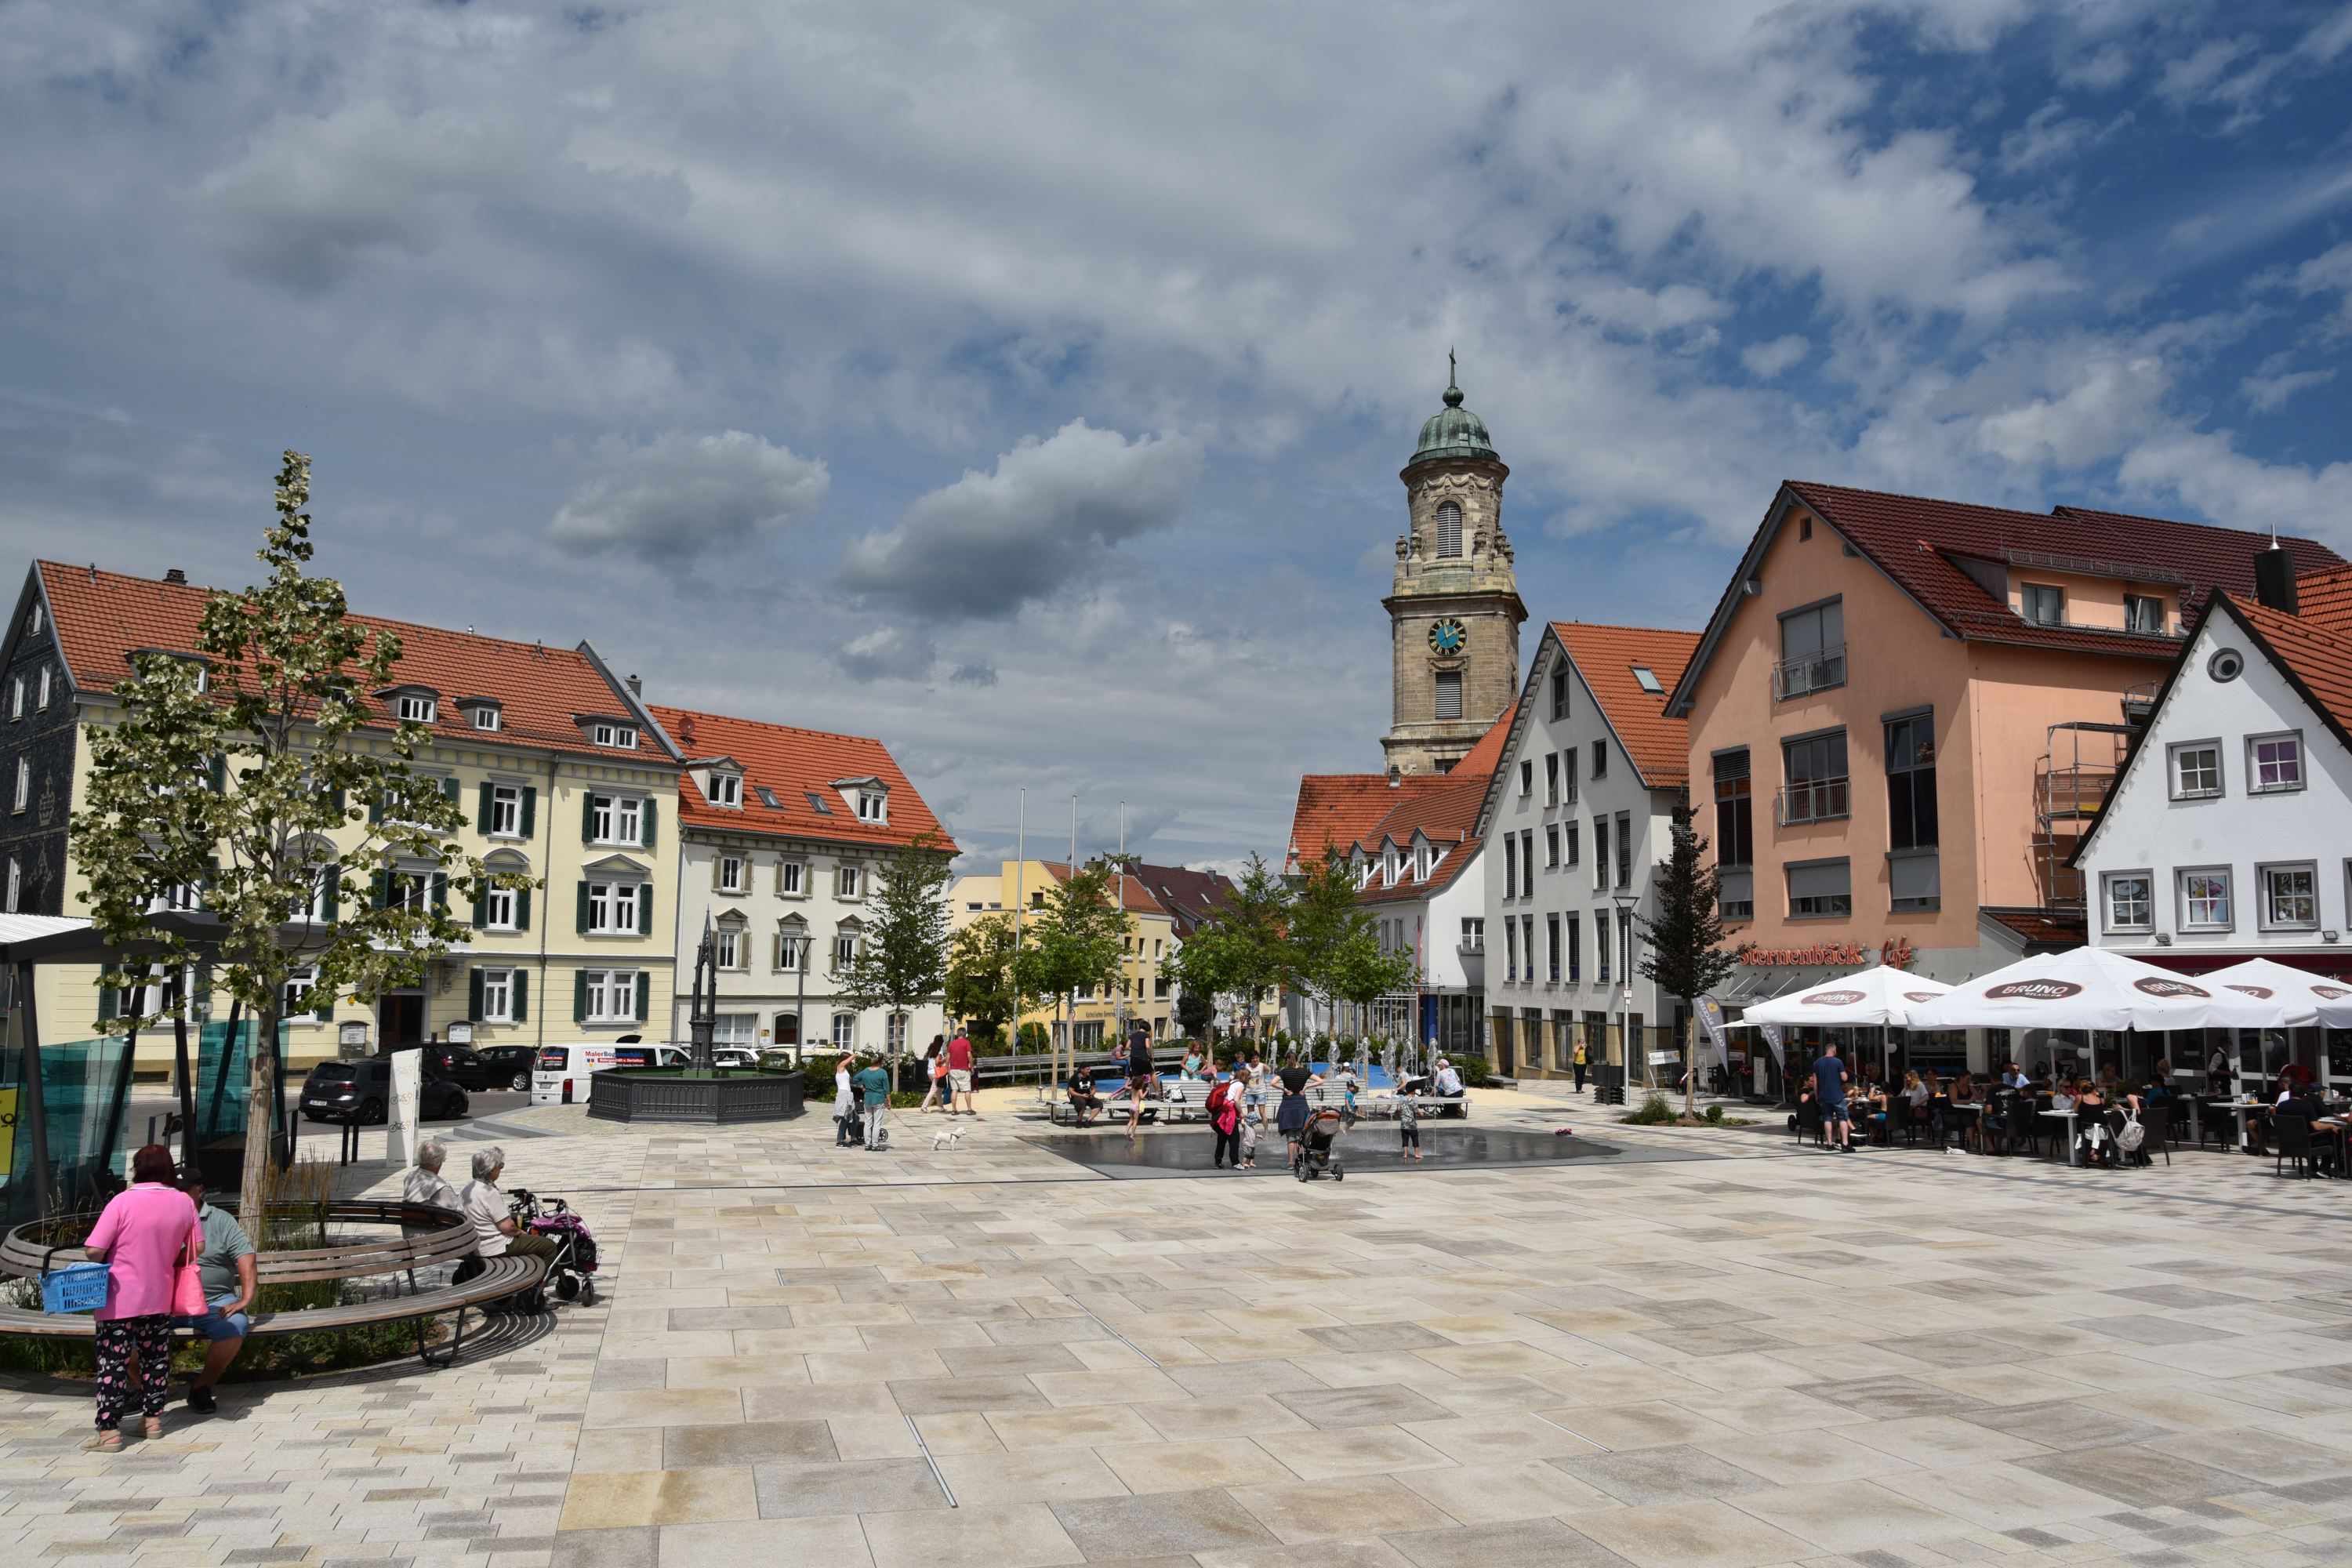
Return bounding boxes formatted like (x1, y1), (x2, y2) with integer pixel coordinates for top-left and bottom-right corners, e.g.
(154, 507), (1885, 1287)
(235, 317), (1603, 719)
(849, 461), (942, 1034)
(2032, 684), (2156, 906)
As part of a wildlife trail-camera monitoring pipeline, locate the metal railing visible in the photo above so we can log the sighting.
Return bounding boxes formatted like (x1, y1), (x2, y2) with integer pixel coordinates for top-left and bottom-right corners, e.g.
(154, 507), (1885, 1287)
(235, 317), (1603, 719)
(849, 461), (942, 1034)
(1772, 644), (1846, 699)
(1777, 775), (1849, 825)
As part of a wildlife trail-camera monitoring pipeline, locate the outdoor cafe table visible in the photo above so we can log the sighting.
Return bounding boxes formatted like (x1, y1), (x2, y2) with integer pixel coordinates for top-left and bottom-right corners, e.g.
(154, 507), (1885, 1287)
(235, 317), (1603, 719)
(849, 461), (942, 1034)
(2042, 1107), (2081, 1166)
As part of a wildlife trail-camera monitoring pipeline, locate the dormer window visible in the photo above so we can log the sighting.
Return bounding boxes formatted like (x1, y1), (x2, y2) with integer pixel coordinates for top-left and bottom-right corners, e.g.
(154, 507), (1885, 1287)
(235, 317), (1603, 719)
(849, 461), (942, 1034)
(591, 721), (638, 750)
(460, 699), (502, 732)
(1415, 847), (1430, 880)
(856, 791), (885, 823)
(27, 604), (42, 637)
(706, 773), (743, 809)
(396, 693), (436, 724)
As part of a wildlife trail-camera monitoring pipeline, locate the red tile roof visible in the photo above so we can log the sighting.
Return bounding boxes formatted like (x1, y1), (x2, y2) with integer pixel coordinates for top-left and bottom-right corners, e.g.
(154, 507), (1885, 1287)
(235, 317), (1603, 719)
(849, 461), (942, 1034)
(1553, 622), (1700, 789)
(649, 705), (954, 854)
(2227, 596), (2352, 743)
(1284, 707), (1515, 870)
(1983, 906), (2085, 952)
(1132, 863), (1237, 937)
(1035, 860), (1168, 916)
(38, 561), (642, 759)
(2297, 564), (2352, 635)
(1671, 483), (2350, 714)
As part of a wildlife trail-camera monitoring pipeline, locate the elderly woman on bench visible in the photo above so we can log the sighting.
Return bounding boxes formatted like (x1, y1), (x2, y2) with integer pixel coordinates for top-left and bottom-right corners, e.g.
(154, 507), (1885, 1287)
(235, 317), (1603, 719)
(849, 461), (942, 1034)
(459, 1148), (559, 1265)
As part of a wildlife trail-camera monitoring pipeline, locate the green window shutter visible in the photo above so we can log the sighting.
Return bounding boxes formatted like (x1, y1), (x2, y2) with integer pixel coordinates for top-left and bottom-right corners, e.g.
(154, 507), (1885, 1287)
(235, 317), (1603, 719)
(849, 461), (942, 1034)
(575, 880), (590, 934)
(633, 971), (650, 1022)
(430, 873), (448, 911)
(520, 786), (536, 839)
(573, 970), (589, 1023)
(443, 776), (461, 808)
(641, 799), (658, 850)
(582, 793), (597, 844)
(194, 964), (212, 1010)
(637, 882), (655, 936)
(514, 886), (531, 932)
(208, 753), (226, 793)
(314, 983), (334, 1023)
(97, 982), (118, 1022)
(477, 781), (494, 831)
(513, 971), (529, 1023)
(330, 787), (347, 821)
(368, 796), (383, 825)
(372, 870), (389, 909)
(468, 968), (485, 1022)
(321, 866), (339, 924)
(470, 887), (486, 927)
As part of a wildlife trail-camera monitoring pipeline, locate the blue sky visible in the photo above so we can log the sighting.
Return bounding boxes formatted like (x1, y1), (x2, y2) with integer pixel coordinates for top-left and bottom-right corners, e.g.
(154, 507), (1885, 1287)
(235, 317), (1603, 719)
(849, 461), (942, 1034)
(2, 1), (2348, 872)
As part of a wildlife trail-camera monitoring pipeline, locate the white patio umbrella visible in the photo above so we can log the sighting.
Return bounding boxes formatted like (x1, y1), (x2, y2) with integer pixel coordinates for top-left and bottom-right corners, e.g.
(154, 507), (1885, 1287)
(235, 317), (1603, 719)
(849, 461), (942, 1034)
(1906, 946), (2287, 1032)
(1738, 965), (1955, 1028)
(2201, 957), (2352, 1029)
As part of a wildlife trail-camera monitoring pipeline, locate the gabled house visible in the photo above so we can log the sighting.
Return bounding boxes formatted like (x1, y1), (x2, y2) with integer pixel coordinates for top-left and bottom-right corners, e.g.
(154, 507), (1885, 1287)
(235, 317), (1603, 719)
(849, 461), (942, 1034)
(0, 560), (680, 1063)
(1476, 622), (1699, 1079)
(946, 858), (1177, 1044)
(2072, 556), (2352, 1082)
(1283, 708), (1512, 1053)
(1663, 483), (2346, 1073)
(646, 705), (954, 1056)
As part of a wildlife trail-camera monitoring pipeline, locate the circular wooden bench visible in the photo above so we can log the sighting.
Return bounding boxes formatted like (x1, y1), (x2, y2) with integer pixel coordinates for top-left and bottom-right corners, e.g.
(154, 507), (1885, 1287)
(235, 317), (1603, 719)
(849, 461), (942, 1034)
(0, 1202), (550, 1367)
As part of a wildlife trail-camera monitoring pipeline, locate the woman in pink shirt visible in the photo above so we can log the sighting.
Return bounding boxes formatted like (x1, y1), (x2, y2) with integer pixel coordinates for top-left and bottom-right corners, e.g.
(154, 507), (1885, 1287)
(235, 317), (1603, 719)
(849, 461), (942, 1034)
(80, 1145), (203, 1449)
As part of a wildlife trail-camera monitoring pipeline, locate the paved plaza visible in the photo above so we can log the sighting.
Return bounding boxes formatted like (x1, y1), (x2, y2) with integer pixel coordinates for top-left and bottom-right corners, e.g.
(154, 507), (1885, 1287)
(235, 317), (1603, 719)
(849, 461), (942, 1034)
(5, 1088), (2352, 1568)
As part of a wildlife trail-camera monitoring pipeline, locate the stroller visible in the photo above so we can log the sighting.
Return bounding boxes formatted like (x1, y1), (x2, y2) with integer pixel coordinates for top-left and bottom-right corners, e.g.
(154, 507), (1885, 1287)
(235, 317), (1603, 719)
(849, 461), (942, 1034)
(1294, 1106), (1348, 1181)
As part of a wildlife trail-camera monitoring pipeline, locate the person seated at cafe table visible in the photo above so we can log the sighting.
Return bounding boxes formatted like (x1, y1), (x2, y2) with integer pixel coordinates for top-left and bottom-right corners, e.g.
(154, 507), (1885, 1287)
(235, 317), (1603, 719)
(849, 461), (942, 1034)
(2074, 1078), (2118, 1167)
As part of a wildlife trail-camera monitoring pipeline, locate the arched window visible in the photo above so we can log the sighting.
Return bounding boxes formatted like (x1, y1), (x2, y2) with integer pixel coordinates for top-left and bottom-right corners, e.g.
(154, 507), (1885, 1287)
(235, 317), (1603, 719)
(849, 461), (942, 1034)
(773, 1011), (801, 1047)
(1435, 501), (1464, 558)
(832, 1012), (857, 1049)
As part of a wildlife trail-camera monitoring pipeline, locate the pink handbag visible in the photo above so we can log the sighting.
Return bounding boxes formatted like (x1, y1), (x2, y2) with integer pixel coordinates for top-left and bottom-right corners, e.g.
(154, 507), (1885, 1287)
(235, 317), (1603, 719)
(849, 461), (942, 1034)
(172, 1236), (209, 1317)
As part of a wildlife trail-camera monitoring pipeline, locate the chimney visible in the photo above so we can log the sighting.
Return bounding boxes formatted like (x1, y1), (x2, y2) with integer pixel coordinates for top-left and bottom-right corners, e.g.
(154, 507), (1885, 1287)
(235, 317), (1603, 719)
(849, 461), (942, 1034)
(626, 673), (642, 696)
(2255, 546), (2299, 615)
(163, 568), (187, 586)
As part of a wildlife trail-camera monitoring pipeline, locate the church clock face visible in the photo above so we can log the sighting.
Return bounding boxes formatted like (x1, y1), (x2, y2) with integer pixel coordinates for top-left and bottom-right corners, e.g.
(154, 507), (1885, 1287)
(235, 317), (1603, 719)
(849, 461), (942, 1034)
(1427, 617), (1468, 655)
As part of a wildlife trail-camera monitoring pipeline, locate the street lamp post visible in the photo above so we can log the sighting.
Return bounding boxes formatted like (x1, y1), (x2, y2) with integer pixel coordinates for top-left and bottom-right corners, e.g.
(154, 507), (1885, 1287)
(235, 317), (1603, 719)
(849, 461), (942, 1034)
(1611, 888), (1638, 1098)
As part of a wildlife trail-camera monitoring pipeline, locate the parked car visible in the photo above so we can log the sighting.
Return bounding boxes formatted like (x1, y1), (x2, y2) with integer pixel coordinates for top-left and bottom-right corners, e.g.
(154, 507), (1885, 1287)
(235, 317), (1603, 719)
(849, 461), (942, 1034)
(477, 1045), (539, 1092)
(419, 1044), (489, 1089)
(299, 1058), (470, 1123)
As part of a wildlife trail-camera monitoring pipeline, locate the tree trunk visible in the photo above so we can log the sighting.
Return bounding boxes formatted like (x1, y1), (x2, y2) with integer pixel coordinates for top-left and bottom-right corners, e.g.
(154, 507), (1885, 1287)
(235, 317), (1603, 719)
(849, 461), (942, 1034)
(236, 999), (280, 1243)
(1682, 993), (1697, 1122)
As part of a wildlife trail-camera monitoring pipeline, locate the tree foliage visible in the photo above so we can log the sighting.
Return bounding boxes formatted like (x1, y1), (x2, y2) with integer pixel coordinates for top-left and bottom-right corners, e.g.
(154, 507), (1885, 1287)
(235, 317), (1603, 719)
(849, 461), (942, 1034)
(1156, 852), (1290, 1036)
(1287, 848), (1418, 1014)
(69, 452), (522, 1234)
(1014, 862), (1131, 1070)
(835, 833), (955, 1062)
(1636, 808), (1738, 1114)
(944, 912), (1025, 1047)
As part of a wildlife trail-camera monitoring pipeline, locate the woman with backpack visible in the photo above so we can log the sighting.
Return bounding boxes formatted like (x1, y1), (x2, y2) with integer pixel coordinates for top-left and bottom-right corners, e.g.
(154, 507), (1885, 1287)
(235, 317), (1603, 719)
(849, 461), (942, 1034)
(1209, 1068), (1246, 1169)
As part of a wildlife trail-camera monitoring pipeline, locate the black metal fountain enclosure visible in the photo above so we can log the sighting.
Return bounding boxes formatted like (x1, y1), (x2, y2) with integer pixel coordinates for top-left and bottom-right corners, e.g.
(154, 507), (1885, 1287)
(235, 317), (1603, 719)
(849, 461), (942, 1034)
(587, 920), (804, 1125)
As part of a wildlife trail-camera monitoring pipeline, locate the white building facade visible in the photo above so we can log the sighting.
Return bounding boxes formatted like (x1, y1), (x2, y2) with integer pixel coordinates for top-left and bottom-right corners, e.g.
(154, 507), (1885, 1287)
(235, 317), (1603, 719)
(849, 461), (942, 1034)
(1476, 621), (1701, 1080)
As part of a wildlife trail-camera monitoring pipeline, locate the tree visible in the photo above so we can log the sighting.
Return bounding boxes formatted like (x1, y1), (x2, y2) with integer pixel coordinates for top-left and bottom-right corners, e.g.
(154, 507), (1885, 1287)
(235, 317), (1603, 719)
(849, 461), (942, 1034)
(1173, 989), (1214, 1040)
(71, 452), (515, 1236)
(1014, 862), (1129, 1083)
(1287, 848), (1417, 1040)
(836, 833), (955, 1072)
(1157, 853), (1290, 1041)
(1637, 808), (1738, 1119)
(945, 913), (1025, 1049)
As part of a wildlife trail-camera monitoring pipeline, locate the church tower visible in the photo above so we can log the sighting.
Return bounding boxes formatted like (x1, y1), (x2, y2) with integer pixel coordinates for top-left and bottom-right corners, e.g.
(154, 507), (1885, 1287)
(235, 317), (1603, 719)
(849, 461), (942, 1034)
(1382, 359), (1526, 775)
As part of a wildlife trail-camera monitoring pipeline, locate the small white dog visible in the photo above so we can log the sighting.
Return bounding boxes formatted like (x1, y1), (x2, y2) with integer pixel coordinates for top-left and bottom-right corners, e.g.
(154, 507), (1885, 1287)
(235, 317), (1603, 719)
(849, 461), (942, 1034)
(931, 1123), (967, 1151)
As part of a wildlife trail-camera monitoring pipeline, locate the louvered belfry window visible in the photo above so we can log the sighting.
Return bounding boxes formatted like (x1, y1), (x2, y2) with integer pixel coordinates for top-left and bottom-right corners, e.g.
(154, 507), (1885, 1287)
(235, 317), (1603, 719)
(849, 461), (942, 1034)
(1435, 670), (1464, 719)
(1435, 501), (1463, 557)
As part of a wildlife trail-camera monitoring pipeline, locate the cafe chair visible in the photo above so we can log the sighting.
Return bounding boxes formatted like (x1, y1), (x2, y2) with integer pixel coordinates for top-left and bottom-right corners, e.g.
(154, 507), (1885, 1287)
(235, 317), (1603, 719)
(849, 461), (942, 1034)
(2195, 1097), (2234, 1153)
(2132, 1102), (2169, 1168)
(1791, 1098), (1823, 1147)
(2274, 1114), (2321, 1181)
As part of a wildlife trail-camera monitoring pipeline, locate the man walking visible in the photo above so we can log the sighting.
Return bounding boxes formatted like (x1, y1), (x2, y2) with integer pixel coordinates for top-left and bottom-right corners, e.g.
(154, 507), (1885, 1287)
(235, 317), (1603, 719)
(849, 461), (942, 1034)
(1123, 1025), (1156, 1135)
(946, 1029), (978, 1118)
(173, 1173), (256, 1414)
(855, 1054), (892, 1150)
(1813, 1041), (1853, 1153)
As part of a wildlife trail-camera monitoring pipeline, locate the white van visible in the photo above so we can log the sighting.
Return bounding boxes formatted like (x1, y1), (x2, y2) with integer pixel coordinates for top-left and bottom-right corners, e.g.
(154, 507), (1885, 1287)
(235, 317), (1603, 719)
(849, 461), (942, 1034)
(532, 1042), (658, 1105)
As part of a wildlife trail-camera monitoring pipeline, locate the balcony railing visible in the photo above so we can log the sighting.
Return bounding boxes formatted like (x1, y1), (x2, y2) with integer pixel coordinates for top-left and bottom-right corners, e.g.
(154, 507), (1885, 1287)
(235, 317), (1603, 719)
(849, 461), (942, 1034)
(1772, 644), (1846, 699)
(1777, 775), (1850, 826)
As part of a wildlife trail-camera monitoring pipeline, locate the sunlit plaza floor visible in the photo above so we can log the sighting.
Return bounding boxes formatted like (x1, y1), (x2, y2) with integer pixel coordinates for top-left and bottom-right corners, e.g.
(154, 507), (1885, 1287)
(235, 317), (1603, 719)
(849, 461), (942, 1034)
(5, 1083), (2352, 1568)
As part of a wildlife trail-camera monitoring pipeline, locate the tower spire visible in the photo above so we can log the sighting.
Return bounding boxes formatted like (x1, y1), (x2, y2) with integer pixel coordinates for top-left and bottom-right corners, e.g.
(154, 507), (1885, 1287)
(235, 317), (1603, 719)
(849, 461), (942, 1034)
(1445, 348), (1462, 408)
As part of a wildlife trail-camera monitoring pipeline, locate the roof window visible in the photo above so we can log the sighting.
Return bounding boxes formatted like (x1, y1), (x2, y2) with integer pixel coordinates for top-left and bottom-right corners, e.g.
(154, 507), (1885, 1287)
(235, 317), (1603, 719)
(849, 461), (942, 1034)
(1632, 666), (1662, 694)
(753, 786), (782, 810)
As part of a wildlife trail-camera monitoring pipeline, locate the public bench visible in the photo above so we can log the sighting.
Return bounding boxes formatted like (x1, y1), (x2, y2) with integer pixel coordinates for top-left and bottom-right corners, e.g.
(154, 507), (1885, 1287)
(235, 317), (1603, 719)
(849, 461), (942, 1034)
(0, 1200), (550, 1367)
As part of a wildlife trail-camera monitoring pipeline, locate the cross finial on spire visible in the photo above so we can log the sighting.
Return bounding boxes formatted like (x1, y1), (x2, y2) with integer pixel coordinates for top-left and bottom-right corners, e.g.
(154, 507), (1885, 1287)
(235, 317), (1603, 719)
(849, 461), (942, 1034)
(1443, 348), (1464, 408)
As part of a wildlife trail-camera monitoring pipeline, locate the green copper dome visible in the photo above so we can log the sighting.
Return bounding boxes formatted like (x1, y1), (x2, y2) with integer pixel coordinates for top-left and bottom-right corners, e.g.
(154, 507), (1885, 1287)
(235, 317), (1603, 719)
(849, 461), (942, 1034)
(1409, 356), (1498, 466)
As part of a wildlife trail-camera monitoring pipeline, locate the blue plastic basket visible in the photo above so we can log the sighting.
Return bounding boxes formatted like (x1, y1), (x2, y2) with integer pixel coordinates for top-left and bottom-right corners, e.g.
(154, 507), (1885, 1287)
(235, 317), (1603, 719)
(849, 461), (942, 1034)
(40, 1261), (109, 1315)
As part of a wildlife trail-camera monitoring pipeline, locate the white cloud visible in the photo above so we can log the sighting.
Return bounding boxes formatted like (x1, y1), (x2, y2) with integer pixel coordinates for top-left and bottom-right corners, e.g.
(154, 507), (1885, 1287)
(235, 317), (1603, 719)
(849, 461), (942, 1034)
(2118, 430), (2352, 549)
(1740, 335), (1810, 378)
(547, 430), (829, 564)
(837, 420), (1203, 619)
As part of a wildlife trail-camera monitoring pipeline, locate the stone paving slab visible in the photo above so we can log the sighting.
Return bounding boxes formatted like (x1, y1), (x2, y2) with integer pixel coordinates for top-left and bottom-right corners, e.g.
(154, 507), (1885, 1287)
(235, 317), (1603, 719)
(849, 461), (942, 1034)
(9, 1086), (2352, 1566)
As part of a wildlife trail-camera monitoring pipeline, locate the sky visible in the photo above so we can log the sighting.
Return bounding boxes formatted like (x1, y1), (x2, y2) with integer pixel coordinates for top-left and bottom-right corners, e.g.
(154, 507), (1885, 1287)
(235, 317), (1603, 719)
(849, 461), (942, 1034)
(2, 1), (2350, 876)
